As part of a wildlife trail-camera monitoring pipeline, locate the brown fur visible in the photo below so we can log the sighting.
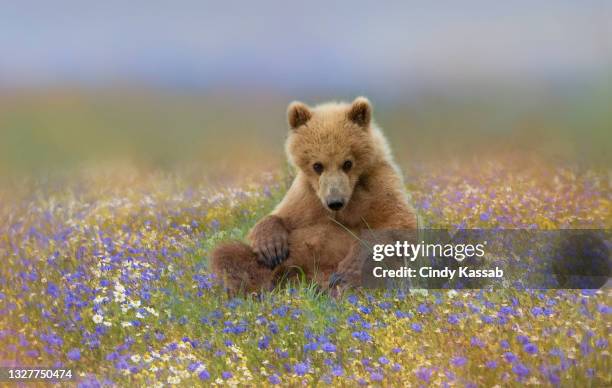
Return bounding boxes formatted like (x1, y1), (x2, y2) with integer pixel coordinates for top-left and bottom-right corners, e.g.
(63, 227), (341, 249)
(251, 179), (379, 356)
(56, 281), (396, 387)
(210, 97), (417, 294)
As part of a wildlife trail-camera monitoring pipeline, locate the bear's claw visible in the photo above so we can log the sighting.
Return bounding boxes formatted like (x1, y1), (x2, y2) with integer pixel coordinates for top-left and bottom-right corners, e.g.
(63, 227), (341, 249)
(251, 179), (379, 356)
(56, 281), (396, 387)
(250, 215), (289, 269)
(328, 272), (346, 289)
(255, 237), (289, 269)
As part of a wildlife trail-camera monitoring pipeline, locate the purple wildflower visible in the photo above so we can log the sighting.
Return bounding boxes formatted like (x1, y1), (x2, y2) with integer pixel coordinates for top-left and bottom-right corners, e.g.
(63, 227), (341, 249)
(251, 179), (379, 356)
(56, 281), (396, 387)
(322, 342), (336, 352)
(504, 352), (517, 363)
(352, 331), (372, 342)
(417, 304), (430, 314)
(451, 356), (467, 367)
(524, 342), (538, 355)
(415, 367), (432, 383)
(331, 364), (344, 377)
(198, 370), (210, 380)
(512, 363), (530, 377)
(294, 362), (309, 376)
(268, 374), (281, 384)
(67, 348), (81, 361)
(258, 336), (270, 350)
(370, 372), (384, 381)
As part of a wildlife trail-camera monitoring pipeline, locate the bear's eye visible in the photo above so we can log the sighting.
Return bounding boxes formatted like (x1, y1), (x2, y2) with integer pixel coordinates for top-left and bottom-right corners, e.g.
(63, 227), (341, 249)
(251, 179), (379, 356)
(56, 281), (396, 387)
(342, 160), (353, 172)
(313, 162), (324, 175)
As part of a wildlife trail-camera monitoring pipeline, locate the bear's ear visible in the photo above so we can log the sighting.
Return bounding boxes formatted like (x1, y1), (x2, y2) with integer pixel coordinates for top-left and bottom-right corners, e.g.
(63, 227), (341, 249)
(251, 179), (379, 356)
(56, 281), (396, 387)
(287, 101), (312, 129)
(347, 96), (372, 128)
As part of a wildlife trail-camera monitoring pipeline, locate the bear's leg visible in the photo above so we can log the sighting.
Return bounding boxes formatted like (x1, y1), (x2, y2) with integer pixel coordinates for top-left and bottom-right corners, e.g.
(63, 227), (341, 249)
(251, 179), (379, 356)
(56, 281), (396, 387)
(281, 225), (356, 288)
(210, 242), (275, 295)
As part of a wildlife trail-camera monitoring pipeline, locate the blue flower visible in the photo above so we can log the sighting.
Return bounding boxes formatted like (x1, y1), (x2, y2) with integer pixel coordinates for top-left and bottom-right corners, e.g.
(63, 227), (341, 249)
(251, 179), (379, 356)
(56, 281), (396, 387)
(499, 306), (514, 315)
(115, 358), (129, 370)
(275, 348), (288, 358)
(524, 342), (538, 355)
(448, 314), (460, 325)
(322, 342), (336, 353)
(415, 367), (432, 383)
(531, 306), (543, 316)
(549, 348), (564, 357)
(504, 352), (517, 363)
(209, 219), (220, 231)
(451, 356), (467, 367)
(303, 342), (318, 352)
(359, 305), (372, 314)
(485, 360), (497, 369)
(272, 305), (289, 317)
(294, 362), (309, 376)
(516, 335), (530, 345)
(597, 304), (611, 314)
(547, 371), (560, 385)
(47, 283), (60, 298)
(595, 338), (608, 349)
(331, 364), (344, 377)
(67, 348), (80, 361)
(470, 336), (484, 348)
(26, 350), (39, 358)
(268, 374), (281, 385)
(258, 336), (270, 350)
(378, 356), (389, 365)
(411, 322), (422, 332)
(512, 362), (529, 377)
(580, 339), (593, 355)
(370, 372), (384, 381)
(188, 362), (201, 372)
(221, 371), (232, 379)
(198, 370), (210, 380)
(417, 304), (430, 314)
(269, 323), (279, 335)
(352, 331), (372, 342)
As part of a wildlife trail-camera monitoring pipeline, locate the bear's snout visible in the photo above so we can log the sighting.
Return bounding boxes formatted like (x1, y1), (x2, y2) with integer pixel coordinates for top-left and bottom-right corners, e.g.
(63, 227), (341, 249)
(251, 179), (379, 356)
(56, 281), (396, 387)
(318, 172), (351, 212)
(326, 198), (345, 211)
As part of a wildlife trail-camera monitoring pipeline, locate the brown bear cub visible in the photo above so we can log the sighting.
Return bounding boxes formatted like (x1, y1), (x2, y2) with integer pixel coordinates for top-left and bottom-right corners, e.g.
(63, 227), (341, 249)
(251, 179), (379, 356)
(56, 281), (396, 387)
(210, 97), (417, 294)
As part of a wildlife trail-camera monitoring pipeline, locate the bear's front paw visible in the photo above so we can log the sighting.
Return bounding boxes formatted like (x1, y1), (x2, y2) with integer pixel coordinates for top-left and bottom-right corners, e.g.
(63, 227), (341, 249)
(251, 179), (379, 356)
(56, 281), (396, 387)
(249, 215), (289, 269)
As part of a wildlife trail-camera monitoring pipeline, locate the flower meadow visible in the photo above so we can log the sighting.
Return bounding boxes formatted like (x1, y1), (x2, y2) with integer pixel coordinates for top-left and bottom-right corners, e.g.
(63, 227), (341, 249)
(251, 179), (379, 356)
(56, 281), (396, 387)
(1, 160), (611, 387)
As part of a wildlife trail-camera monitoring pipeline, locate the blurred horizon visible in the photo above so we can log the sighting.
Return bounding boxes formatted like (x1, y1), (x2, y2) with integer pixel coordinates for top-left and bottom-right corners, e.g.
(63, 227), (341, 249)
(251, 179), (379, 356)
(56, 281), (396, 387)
(1, 1), (611, 180)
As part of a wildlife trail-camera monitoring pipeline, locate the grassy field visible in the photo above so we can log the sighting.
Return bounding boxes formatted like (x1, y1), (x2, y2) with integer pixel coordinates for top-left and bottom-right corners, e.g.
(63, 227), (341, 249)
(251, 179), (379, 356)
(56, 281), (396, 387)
(1, 155), (610, 386)
(0, 88), (611, 386)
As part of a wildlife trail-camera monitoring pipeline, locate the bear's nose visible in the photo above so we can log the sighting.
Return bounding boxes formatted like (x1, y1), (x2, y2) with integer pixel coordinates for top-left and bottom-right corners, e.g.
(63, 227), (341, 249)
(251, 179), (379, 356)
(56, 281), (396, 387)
(327, 200), (345, 211)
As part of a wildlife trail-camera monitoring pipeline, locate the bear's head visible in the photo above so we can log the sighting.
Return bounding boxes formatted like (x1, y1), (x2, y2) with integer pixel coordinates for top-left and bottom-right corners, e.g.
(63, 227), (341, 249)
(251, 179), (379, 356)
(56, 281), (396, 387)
(285, 97), (385, 212)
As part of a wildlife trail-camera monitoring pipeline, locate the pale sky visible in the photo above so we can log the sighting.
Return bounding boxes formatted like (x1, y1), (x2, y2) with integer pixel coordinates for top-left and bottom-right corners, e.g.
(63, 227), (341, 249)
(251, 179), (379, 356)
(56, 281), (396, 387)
(1, 0), (611, 91)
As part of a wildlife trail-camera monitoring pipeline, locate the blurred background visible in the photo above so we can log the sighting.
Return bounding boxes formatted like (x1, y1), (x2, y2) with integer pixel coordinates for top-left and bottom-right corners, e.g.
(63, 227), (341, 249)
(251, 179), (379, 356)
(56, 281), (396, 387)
(1, 0), (611, 181)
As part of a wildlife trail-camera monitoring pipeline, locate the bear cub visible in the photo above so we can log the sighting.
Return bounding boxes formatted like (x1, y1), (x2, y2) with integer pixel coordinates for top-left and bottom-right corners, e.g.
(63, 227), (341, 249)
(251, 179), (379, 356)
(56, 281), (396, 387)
(210, 97), (417, 294)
